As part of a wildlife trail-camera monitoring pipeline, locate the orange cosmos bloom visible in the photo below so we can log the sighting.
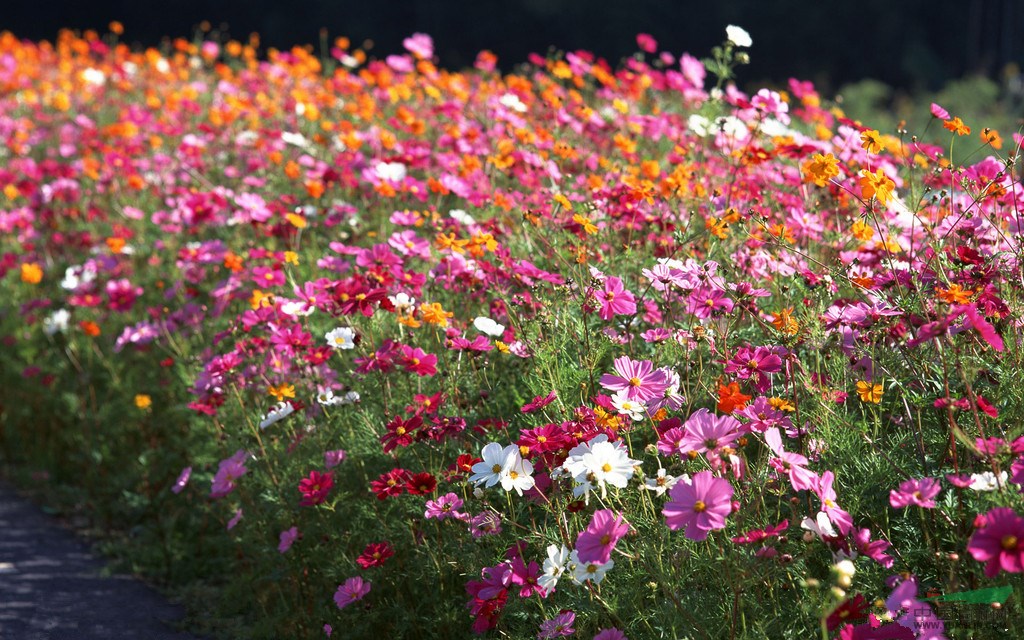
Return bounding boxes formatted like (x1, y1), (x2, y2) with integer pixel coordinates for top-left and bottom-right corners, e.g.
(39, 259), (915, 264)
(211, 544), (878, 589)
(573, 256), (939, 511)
(20, 262), (43, 284)
(859, 169), (895, 206)
(771, 307), (799, 335)
(419, 302), (453, 327)
(860, 130), (882, 154)
(803, 152), (840, 187)
(856, 380), (883, 404)
(936, 283), (973, 304)
(717, 381), (752, 414)
(943, 117), (971, 136)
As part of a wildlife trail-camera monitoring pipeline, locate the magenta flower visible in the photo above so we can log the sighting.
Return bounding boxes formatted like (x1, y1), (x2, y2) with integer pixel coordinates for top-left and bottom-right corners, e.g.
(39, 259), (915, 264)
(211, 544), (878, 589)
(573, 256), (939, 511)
(599, 356), (668, 402)
(593, 629), (628, 640)
(597, 277), (636, 321)
(663, 470), (734, 540)
(521, 390), (558, 413)
(537, 610), (576, 639)
(298, 470), (334, 507)
(278, 526), (299, 553)
(889, 477), (941, 509)
(334, 577), (371, 609)
(171, 466), (192, 494)
(424, 492), (467, 521)
(400, 345), (438, 376)
(967, 507), (1024, 577)
(812, 471), (853, 535)
(575, 509), (630, 564)
(678, 408), (740, 457)
(724, 345), (783, 392)
(210, 449), (248, 499)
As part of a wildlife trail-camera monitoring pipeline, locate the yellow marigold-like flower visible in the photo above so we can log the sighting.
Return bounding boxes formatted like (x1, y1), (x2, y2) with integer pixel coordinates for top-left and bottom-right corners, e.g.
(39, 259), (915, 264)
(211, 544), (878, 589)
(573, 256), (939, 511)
(21, 262), (43, 284)
(419, 302), (453, 327)
(803, 152), (840, 187)
(268, 383), (296, 402)
(859, 169), (895, 206)
(860, 130), (882, 154)
(134, 394), (152, 409)
(856, 380), (883, 404)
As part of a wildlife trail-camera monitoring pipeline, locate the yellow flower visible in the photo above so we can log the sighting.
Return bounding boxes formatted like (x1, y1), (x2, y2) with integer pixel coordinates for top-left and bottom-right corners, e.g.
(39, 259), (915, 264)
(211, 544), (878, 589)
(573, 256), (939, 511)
(284, 251), (299, 265)
(572, 213), (598, 235)
(856, 380), (883, 404)
(134, 394), (152, 410)
(803, 152), (840, 187)
(860, 130), (882, 154)
(250, 289), (274, 310)
(419, 302), (453, 327)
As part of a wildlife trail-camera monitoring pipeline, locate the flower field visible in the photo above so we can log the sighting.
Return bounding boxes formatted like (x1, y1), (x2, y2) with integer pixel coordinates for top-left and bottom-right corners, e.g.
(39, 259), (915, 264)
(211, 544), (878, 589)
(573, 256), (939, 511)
(2, 24), (1023, 639)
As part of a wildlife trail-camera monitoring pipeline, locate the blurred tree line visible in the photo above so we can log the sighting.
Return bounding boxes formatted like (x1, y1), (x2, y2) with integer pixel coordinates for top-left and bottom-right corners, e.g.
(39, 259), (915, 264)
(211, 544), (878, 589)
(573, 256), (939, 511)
(3, 0), (1021, 92)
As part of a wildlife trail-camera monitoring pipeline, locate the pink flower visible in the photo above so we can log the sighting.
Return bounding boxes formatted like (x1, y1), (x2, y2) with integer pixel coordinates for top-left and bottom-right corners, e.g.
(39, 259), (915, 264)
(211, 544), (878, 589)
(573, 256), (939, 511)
(425, 492), (467, 521)
(356, 541), (394, 569)
(594, 629), (628, 640)
(334, 577), (371, 609)
(402, 33), (434, 59)
(636, 33), (657, 53)
(679, 408), (740, 457)
(597, 277), (636, 321)
(325, 449), (347, 468)
(724, 346), (783, 393)
(521, 391), (557, 413)
(812, 471), (853, 535)
(930, 102), (950, 119)
(663, 470), (734, 540)
(278, 526), (299, 553)
(210, 450), (248, 498)
(599, 356), (669, 402)
(967, 507), (1024, 577)
(575, 509), (630, 564)
(889, 477), (941, 509)
(400, 345), (438, 376)
(226, 508), (243, 530)
(298, 470), (334, 506)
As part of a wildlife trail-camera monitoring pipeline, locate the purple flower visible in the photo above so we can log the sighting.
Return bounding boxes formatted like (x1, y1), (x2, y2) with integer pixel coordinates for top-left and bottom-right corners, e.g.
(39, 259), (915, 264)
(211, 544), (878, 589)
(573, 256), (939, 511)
(210, 450), (248, 499)
(278, 526), (299, 553)
(325, 449), (347, 469)
(171, 466), (192, 494)
(575, 509), (630, 565)
(889, 477), (941, 509)
(593, 629), (628, 640)
(967, 507), (1024, 577)
(663, 470), (734, 540)
(538, 610), (576, 639)
(334, 577), (371, 609)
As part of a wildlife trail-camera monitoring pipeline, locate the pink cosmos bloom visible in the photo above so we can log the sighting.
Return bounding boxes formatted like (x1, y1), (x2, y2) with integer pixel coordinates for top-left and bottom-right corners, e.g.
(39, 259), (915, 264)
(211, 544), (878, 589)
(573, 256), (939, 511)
(736, 397), (792, 434)
(687, 286), (733, 319)
(678, 408), (740, 457)
(210, 450), (248, 498)
(889, 477), (941, 509)
(967, 507), (1024, 577)
(226, 508), (243, 530)
(298, 470), (334, 507)
(599, 356), (669, 402)
(424, 492), (467, 521)
(278, 526), (299, 553)
(521, 391), (557, 413)
(594, 629), (628, 640)
(851, 527), (894, 569)
(105, 278), (143, 312)
(400, 345), (438, 376)
(538, 610), (575, 639)
(1010, 457), (1024, 489)
(930, 103), (950, 119)
(334, 577), (371, 609)
(636, 33), (657, 53)
(402, 32), (434, 59)
(597, 277), (636, 321)
(468, 511), (502, 538)
(325, 449), (347, 468)
(724, 346), (783, 393)
(509, 556), (544, 598)
(663, 470), (734, 540)
(812, 471), (853, 535)
(356, 541), (394, 569)
(575, 509), (630, 564)
(656, 426), (687, 458)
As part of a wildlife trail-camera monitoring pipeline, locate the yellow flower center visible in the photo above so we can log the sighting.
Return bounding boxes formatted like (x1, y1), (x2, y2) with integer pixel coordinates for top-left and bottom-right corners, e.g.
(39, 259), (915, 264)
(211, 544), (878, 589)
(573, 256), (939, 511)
(491, 464), (502, 473)
(628, 377), (641, 387)
(1002, 535), (1019, 551)
(693, 500), (707, 513)
(602, 463), (612, 473)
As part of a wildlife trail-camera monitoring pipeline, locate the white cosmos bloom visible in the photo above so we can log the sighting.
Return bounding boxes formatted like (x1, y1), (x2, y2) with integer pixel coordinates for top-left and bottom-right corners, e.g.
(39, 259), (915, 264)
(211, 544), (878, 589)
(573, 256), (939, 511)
(469, 443), (519, 489)
(81, 68), (106, 86)
(280, 300), (315, 317)
(499, 92), (527, 113)
(43, 309), (71, 336)
(726, 25), (753, 48)
(388, 292), (416, 314)
(801, 511), (838, 540)
(642, 468), (683, 496)
(281, 131), (312, 149)
(538, 544), (571, 595)
(473, 316), (506, 337)
(375, 161), (407, 183)
(325, 327), (357, 350)
(259, 401), (294, 430)
(610, 389), (647, 422)
(687, 114), (711, 136)
(317, 388), (343, 406)
(500, 455), (535, 496)
(562, 434), (639, 500)
(449, 209), (475, 226)
(571, 550), (613, 584)
(969, 471), (1007, 492)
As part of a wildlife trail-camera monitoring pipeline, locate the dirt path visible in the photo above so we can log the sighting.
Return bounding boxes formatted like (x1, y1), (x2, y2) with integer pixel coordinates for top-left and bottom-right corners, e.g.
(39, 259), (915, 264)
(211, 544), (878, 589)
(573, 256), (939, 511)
(0, 482), (201, 639)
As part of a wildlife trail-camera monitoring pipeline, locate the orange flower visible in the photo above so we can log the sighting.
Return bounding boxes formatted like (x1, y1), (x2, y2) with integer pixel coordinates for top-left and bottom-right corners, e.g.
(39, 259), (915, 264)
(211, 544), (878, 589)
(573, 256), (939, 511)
(223, 251), (244, 272)
(134, 394), (152, 409)
(859, 169), (895, 206)
(803, 152), (840, 187)
(717, 381), (752, 414)
(572, 213), (598, 235)
(553, 193), (573, 212)
(943, 117), (971, 136)
(936, 283), (973, 304)
(849, 220), (874, 242)
(285, 213), (308, 229)
(860, 130), (882, 154)
(106, 237), (127, 254)
(79, 320), (101, 337)
(771, 307), (799, 335)
(20, 262), (43, 284)
(419, 302), (453, 327)
(856, 380), (883, 404)
(768, 397), (795, 412)
(267, 383), (295, 402)
(980, 128), (1002, 149)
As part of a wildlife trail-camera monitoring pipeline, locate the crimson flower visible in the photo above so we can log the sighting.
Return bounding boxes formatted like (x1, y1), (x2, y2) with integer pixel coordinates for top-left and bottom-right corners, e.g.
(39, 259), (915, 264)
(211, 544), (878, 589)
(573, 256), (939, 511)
(298, 470), (334, 506)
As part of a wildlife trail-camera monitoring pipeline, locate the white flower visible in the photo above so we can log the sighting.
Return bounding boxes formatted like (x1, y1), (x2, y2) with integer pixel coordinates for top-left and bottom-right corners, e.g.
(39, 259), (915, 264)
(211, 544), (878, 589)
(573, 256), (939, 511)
(81, 68), (106, 86)
(801, 511), (838, 540)
(687, 114), (711, 136)
(375, 161), (407, 183)
(473, 316), (506, 337)
(562, 434), (639, 500)
(469, 443), (519, 489)
(280, 300), (315, 317)
(500, 455), (535, 496)
(388, 292), (416, 314)
(498, 93), (527, 113)
(969, 471), (1007, 491)
(539, 544), (571, 595)
(281, 131), (312, 149)
(259, 401), (295, 430)
(571, 550), (613, 584)
(449, 209), (475, 226)
(43, 309), (71, 336)
(325, 327), (357, 350)
(317, 389), (343, 406)
(726, 25), (753, 48)
(610, 390), (647, 422)
(339, 390), (360, 405)
(834, 560), (856, 588)
(641, 468), (682, 496)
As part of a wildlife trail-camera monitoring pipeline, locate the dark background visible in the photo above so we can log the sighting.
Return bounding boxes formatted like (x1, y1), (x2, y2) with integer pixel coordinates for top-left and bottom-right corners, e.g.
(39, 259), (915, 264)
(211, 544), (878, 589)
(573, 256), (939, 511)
(2, 0), (1021, 92)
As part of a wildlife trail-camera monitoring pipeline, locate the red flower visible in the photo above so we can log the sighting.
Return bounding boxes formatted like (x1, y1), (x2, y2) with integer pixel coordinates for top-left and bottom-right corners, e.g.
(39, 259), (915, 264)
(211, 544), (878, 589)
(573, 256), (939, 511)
(356, 541), (395, 569)
(405, 472), (437, 495)
(370, 468), (411, 500)
(298, 470), (334, 506)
